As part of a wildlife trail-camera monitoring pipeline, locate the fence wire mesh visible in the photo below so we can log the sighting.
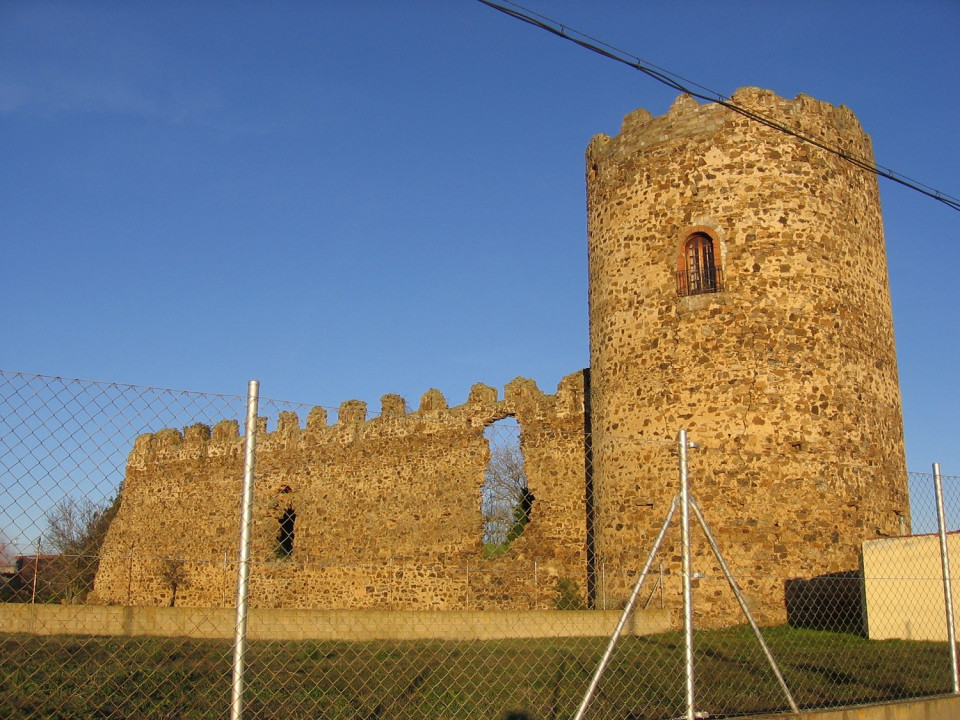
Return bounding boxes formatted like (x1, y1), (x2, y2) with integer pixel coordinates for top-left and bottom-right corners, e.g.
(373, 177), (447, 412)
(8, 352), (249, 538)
(1, 369), (958, 719)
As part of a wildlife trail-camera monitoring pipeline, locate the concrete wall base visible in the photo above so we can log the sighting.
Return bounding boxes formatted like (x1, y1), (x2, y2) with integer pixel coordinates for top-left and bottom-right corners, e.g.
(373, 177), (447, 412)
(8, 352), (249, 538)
(0, 604), (670, 641)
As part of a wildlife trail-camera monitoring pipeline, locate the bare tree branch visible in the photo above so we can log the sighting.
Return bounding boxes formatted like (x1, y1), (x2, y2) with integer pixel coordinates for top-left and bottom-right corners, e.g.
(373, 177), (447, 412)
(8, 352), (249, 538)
(45, 497), (105, 555)
(160, 558), (189, 607)
(482, 441), (531, 548)
(41, 493), (120, 602)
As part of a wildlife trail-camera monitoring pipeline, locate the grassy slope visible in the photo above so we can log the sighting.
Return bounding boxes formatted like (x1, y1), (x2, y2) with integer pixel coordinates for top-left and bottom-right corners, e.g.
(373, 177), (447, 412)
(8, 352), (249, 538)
(0, 626), (953, 719)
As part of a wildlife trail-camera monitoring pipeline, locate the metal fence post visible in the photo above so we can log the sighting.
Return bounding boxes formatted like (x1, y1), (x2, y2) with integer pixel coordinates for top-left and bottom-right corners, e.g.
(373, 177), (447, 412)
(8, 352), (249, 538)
(127, 546), (134, 605)
(934, 462), (960, 694)
(534, 560), (538, 608)
(600, 558), (606, 610)
(31, 535), (41, 604)
(230, 380), (260, 720)
(572, 495), (681, 720)
(679, 429), (696, 720)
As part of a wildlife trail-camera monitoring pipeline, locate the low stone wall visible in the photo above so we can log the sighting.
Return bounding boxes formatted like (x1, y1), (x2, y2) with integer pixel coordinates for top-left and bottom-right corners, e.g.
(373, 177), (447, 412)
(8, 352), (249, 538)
(0, 604), (670, 642)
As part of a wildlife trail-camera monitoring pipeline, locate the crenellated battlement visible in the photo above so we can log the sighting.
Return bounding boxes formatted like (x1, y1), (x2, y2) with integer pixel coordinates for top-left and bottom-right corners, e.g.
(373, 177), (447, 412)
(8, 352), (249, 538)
(127, 372), (587, 465)
(589, 87), (873, 166)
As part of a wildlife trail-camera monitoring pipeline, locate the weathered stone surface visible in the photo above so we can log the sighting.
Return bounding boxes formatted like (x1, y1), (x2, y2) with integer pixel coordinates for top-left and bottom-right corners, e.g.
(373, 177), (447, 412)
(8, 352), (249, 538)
(586, 89), (908, 625)
(94, 373), (589, 610)
(95, 89), (909, 628)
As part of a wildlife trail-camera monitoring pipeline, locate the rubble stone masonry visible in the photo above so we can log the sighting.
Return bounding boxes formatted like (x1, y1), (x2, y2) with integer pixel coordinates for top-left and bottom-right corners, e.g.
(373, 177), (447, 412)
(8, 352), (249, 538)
(93, 375), (590, 610)
(95, 89), (910, 627)
(586, 88), (908, 624)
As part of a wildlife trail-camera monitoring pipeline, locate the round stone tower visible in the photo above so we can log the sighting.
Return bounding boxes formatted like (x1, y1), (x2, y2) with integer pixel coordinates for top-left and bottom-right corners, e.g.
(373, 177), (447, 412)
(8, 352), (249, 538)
(586, 88), (909, 625)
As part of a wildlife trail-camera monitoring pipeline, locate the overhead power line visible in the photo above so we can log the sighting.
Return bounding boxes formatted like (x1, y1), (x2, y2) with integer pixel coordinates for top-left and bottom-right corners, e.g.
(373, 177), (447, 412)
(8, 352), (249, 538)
(476, 0), (960, 214)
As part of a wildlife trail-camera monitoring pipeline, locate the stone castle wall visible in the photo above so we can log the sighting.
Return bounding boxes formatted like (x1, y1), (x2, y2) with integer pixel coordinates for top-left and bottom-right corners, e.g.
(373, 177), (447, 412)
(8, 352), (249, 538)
(94, 88), (910, 628)
(93, 374), (591, 610)
(586, 88), (909, 625)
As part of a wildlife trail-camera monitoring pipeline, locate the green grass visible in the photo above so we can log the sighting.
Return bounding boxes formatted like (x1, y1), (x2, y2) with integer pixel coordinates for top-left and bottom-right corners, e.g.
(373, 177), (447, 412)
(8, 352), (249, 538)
(0, 626), (953, 719)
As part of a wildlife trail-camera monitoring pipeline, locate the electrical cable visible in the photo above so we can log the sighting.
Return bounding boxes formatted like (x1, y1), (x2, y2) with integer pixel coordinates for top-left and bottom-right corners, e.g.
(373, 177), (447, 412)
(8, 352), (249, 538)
(476, 0), (960, 213)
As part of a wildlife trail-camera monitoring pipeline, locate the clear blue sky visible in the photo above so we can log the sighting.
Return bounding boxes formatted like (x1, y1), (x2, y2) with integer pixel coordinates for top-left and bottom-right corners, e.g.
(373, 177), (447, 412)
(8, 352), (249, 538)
(1, 1), (958, 475)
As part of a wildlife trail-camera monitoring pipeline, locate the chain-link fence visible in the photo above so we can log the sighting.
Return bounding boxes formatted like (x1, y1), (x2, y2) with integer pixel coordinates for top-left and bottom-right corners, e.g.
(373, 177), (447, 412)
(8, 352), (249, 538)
(2, 369), (958, 719)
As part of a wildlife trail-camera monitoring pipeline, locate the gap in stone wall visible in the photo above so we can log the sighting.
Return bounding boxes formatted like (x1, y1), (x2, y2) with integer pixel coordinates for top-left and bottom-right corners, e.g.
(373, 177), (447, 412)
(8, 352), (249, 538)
(481, 418), (533, 558)
(275, 483), (296, 559)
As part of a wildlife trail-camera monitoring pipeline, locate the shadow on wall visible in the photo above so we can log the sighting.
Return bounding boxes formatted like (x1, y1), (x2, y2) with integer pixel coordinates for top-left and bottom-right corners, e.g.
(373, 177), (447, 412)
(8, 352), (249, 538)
(784, 570), (863, 635)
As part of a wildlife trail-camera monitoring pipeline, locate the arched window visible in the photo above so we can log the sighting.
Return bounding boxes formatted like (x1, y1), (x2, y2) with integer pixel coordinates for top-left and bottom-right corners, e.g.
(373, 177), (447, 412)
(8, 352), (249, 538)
(677, 232), (722, 297)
